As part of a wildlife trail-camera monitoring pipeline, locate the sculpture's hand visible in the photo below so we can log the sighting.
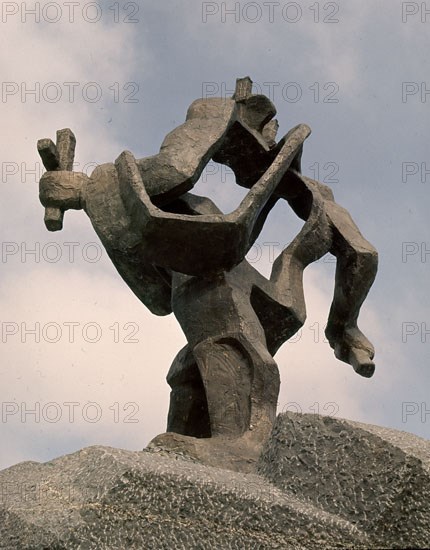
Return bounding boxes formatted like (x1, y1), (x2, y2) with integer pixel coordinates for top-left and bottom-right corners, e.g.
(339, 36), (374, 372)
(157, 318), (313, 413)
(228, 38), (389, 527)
(37, 129), (89, 231)
(39, 170), (89, 230)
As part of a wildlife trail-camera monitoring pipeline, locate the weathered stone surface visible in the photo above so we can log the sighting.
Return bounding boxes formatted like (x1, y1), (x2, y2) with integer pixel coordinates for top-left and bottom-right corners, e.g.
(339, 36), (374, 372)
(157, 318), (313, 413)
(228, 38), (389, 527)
(258, 413), (430, 548)
(1, 413), (428, 549)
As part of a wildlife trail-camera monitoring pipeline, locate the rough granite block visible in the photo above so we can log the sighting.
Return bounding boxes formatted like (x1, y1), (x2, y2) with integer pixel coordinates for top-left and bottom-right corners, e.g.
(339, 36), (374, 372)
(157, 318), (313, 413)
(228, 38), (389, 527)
(1, 413), (428, 549)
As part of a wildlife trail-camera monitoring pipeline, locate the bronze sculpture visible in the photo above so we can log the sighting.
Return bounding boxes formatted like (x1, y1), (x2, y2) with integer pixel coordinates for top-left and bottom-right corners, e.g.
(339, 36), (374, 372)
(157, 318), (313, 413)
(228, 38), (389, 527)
(37, 77), (377, 462)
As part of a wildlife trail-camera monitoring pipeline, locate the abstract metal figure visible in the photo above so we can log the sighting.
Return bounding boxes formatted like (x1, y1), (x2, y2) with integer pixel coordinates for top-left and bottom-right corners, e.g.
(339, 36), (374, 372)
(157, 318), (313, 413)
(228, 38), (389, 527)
(37, 77), (377, 456)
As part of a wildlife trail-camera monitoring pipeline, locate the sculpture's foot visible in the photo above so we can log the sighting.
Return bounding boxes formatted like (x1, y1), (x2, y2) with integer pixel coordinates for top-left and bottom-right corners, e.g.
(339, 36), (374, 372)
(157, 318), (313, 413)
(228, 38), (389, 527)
(146, 423), (272, 474)
(336, 345), (375, 378)
(327, 326), (375, 378)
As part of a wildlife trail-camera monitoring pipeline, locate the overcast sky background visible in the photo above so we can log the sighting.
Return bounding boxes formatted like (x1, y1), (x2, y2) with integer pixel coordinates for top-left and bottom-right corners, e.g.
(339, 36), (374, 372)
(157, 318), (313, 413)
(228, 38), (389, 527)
(1, 0), (429, 470)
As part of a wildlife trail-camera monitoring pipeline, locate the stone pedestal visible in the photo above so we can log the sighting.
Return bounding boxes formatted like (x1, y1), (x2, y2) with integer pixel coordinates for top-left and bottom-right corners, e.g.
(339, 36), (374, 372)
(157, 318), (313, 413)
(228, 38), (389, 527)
(1, 413), (428, 548)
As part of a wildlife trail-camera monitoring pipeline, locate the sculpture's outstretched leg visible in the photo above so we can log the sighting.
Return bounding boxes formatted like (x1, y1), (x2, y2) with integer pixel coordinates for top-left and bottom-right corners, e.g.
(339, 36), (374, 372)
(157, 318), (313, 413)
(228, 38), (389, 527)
(282, 175), (378, 377)
(269, 176), (333, 325)
(260, 172), (378, 377)
(323, 200), (378, 377)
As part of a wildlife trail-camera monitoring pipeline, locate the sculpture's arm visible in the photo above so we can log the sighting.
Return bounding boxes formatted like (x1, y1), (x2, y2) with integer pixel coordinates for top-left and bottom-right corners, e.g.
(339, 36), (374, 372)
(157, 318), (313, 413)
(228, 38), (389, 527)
(135, 87), (279, 206)
(136, 97), (240, 205)
(115, 124), (311, 276)
(38, 164), (174, 316)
